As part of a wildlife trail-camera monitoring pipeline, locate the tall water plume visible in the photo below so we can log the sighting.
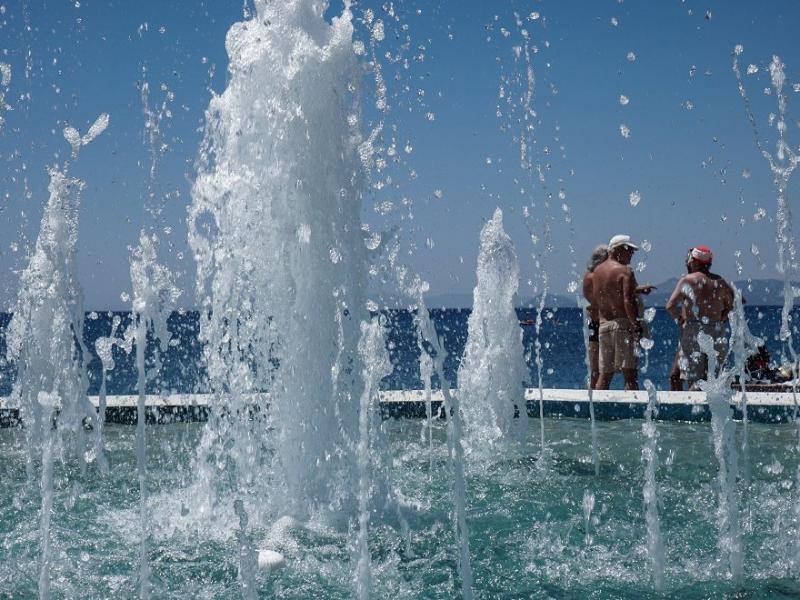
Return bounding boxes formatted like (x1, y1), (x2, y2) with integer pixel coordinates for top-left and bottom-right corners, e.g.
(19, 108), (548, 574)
(411, 280), (474, 600)
(354, 317), (392, 599)
(187, 0), (369, 576)
(641, 380), (665, 591)
(728, 286), (760, 484)
(458, 208), (528, 457)
(92, 315), (131, 477)
(698, 333), (742, 581)
(129, 231), (180, 598)
(6, 115), (108, 598)
(733, 49), (800, 571)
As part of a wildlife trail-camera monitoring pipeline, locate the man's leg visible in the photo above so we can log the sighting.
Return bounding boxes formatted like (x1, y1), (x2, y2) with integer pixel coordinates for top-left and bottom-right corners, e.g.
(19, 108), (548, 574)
(589, 341), (600, 389)
(669, 350), (683, 391)
(596, 372), (612, 390)
(596, 326), (613, 390)
(620, 326), (638, 391)
(622, 368), (639, 390)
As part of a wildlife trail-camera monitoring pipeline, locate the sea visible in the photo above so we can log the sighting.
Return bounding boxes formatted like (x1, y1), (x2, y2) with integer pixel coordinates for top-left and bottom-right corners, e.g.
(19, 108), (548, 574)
(0, 305), (794, 396)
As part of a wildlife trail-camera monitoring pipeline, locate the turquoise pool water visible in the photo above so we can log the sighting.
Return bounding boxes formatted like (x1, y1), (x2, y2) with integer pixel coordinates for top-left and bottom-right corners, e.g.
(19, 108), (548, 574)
(2, 418), (800, 599)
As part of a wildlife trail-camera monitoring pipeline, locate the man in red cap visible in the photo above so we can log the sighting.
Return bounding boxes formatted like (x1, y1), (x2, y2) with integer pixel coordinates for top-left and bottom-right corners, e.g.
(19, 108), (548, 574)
(666, 245), (734, 389)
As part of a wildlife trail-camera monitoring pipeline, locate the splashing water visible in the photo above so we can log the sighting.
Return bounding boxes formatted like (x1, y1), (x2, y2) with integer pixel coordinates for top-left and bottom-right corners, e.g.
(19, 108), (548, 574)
(578, 294), (600, 476)
(582, 489), (595, 546)
(728, 286), (761, 484)
(187, 0), (370, 592)
(354, 317), (392, 599)
(129, 231), (181, 598)
(6, 117), (107, 598)
(92, 315), (132, 476)
(458, 208), (528, 458)
(411, 282), (474, 600)
(698, 333), (743, 581)
(419, 340), (435, 474)
(733, 50), (800, 571)
(642, 379), (665, 591)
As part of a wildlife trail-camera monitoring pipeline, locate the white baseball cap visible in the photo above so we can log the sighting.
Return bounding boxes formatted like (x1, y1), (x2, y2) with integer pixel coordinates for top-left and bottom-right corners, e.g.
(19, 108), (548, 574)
(608, 234), (639, 251)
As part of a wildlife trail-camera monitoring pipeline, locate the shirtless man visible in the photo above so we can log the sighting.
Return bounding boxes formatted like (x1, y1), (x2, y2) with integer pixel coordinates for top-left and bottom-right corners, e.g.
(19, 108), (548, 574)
(592, 234), (642, 390)
(665, 245), (734, 389)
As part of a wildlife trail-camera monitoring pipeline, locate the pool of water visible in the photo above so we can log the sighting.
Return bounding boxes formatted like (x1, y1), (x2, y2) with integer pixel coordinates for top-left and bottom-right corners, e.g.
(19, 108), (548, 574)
(2, 418), (800, 599)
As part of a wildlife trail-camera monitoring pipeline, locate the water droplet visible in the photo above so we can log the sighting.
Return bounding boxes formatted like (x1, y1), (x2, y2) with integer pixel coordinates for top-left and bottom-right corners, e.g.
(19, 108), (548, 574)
(620, 124), (631, 138)
(619, 94), (629, 106)
(296, 223), (311, 244)
(374, 200), (394, 215)
(610, 17), (619, 26)
(629, 190), (641, 206)
(742, 168), (751, 179)
(626, 51), (636, 62)
(120, 292), (130, 303)
(528, 12), (540, 20)
(641, 240), (652, 252)
(750, 243), (760, 256)
(425, 112), (435, 121)
(644, 307), (656, 322)
(734, 44), (744, 56)
(684, 100), (694, 110)
(372, 20), (385, 42)
(746, 64), (758, 75)
(433, 189), (443, 199)
(567, 281), (578, 293)
(753, 207), (766, 221)
(640, 337), (654, 350)
(365, 232), (381, 250)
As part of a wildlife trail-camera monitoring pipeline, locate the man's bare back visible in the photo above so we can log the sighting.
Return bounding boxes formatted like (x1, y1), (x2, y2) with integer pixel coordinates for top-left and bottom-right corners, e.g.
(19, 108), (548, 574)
(666, 271), (733, 323)
(591, 259), (639, 325)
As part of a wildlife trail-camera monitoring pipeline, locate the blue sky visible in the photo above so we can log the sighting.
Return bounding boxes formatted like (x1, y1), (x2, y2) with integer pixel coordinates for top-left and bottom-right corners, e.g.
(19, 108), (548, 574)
(0, 0), (799, 309)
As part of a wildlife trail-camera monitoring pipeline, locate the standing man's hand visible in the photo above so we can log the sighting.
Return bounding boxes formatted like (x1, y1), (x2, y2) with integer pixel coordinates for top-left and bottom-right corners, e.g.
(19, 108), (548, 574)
(636, 284), (656, 295)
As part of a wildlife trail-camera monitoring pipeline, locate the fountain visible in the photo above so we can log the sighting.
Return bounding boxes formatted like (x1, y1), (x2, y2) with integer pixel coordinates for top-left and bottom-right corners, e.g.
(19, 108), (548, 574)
(5, 114), (108, 598)
(458, 208), (528, 457)
(641, 379), (665, 590)
(6, 3), (800, 599)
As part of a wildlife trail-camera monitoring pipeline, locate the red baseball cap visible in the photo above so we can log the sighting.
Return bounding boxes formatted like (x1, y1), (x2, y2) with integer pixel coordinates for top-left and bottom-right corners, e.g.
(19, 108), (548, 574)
(690, 245), (713, 264)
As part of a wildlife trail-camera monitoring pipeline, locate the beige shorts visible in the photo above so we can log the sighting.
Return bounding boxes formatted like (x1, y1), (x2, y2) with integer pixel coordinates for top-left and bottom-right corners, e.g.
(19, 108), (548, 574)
(679, 320), (729, 382)
(598, 318), (639, 374)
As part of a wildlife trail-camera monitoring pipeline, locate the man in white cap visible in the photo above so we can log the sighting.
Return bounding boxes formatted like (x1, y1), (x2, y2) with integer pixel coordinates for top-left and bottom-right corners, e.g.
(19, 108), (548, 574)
(666, 245), (734, 389)
(590, 234), (642, 390)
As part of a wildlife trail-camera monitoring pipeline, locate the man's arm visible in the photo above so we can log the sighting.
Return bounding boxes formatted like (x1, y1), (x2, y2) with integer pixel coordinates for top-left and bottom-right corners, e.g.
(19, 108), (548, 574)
(621, 268), (639, 327)
(665, 277), (686, 322)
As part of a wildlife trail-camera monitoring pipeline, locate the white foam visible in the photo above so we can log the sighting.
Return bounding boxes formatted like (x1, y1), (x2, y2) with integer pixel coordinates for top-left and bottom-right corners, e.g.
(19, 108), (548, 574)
(257, 550), (286, 571)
